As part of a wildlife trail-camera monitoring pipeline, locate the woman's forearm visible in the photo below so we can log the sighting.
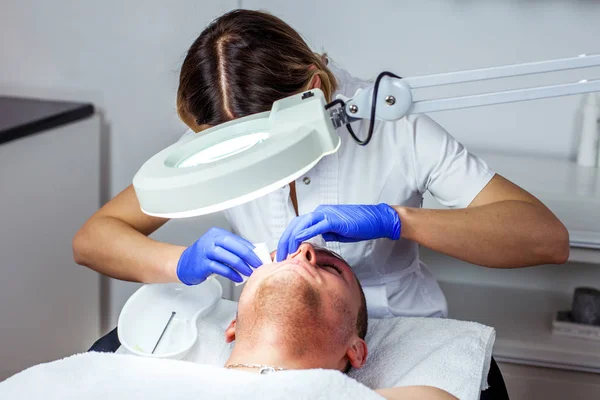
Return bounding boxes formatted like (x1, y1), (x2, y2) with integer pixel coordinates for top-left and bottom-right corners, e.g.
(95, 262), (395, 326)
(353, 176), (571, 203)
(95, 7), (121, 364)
(73, 215), (185, 283)
(395, 200), (570, 268)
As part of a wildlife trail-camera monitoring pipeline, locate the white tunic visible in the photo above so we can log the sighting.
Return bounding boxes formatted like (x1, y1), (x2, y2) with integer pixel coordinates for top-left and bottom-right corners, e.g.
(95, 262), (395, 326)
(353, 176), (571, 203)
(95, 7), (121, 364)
(183, 60), (495, 319)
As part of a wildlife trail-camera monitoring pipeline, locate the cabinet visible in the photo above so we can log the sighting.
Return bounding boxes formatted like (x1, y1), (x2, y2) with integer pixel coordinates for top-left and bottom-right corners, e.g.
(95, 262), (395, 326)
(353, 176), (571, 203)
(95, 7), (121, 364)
(0, 97), (101, 381)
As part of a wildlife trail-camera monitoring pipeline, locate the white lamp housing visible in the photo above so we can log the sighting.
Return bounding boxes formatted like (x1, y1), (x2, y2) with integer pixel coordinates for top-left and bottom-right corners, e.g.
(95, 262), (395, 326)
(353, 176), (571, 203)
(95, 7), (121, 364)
(133, 89), (340, 218)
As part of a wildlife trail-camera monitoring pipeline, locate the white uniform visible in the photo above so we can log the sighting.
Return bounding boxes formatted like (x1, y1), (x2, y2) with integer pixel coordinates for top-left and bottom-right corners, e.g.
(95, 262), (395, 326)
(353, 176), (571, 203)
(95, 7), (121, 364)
(181, 60), (495, 319)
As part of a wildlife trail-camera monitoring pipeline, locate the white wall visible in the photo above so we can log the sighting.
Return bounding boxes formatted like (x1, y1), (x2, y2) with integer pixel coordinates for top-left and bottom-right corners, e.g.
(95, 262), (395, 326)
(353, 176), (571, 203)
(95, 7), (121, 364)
(0, 0), (238, 330)
(245, 0), (600, 159)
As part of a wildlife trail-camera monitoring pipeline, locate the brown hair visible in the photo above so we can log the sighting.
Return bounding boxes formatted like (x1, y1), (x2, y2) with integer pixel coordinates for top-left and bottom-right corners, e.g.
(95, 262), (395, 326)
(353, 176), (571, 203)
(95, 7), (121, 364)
(176, 9), (337, 131)
(356, 278), (368, 340)
(345, 274), (368, 374)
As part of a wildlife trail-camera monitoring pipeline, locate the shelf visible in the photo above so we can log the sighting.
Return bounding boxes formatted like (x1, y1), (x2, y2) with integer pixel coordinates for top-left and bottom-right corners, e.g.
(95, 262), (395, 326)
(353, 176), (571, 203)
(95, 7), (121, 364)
(0, 96), (94, 145)
(440, 281), (600, 373)
(423, 151), (600, 256)
(482, 151), (600, 248)
(568, 247), (600, 264)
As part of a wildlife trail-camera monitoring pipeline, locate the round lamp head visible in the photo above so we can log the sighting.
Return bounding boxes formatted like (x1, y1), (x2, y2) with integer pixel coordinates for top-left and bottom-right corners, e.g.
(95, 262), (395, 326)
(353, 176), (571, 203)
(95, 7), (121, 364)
(133, 89), (340, 218)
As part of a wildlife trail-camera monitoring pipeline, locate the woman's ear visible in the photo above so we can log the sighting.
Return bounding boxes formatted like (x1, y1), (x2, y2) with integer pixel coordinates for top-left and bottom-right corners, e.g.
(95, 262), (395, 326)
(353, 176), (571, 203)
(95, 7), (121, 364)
(225, 319), (237, 343)
(309, 72), (322, 90)
(346, 338), (368, 369)
(177, 105), (202, 133)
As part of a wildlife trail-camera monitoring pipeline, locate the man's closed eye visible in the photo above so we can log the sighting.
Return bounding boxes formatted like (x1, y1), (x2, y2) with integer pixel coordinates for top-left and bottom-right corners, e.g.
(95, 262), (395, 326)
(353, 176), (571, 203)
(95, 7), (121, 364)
(321, 263), (343, 275)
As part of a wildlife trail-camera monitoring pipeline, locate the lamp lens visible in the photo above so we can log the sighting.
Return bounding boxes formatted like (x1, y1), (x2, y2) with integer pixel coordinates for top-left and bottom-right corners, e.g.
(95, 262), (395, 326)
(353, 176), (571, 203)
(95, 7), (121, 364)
(178, 132), (269, 168)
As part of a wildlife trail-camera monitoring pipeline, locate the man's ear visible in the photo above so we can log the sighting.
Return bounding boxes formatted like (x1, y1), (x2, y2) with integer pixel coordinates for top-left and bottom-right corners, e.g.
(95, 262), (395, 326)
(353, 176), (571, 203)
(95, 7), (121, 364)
(225, 319), (237, 343)
(346, 338), (368, 369)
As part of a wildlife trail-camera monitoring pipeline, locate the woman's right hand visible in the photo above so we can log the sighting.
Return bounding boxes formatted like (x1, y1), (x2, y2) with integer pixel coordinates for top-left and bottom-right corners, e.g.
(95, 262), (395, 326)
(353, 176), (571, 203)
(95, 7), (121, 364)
(73, 185), (262, 285)
(177, 227), (263, 285)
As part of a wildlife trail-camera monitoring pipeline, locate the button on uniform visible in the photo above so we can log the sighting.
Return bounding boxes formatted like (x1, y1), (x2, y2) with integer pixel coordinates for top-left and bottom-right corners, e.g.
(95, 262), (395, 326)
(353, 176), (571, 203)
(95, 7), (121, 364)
(303, 177), (311, 185)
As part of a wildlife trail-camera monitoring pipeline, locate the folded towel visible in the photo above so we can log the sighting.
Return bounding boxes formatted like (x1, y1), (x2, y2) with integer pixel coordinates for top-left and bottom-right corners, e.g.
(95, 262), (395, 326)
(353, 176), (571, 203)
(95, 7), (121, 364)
(116, 299), (495, 399)
(349, 317), (496, 400)
(0, 352), (381, 400)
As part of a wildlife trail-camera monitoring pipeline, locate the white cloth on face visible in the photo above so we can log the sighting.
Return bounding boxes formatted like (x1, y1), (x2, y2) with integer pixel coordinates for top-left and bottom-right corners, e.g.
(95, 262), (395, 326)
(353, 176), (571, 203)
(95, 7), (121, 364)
(0, 352), (381, 400)
(114, 299), (495, 400)
(178, 59), (495, 319)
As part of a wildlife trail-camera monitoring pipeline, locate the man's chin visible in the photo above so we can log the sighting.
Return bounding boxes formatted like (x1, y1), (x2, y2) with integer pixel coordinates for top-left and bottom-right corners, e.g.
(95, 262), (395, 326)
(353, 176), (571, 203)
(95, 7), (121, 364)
(239, 267), (325, 357)
(266, 265), (306, 282)
(257, 268), (307, 298)
(254, 270), (322, 317)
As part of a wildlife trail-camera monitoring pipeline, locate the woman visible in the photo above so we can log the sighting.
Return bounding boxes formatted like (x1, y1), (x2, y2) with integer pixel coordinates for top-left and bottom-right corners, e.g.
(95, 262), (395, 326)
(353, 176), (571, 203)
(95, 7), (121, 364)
(73, 9), (569, 319)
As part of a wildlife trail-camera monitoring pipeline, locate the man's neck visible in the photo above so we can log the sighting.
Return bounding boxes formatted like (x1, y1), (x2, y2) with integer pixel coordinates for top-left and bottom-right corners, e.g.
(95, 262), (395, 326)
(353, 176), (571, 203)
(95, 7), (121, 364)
(225, 344), (305, 372)
(225, 335), (333, 373)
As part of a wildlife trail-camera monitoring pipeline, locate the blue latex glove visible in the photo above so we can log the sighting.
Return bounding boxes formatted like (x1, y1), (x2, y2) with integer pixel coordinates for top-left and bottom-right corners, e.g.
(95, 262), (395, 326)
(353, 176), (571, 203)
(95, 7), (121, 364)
(276, 204), (401, 261)
(177, 227), (263, 285)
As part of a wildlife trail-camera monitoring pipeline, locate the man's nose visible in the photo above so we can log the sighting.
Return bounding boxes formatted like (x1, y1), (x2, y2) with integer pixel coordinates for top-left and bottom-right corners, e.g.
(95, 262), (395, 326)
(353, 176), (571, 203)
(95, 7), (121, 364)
(288, 243), (318, 266)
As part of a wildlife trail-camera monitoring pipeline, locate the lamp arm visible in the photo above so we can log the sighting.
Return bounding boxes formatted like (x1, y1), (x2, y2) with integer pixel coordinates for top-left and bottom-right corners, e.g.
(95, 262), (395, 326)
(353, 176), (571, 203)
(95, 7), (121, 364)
(341, 53), (600, 123)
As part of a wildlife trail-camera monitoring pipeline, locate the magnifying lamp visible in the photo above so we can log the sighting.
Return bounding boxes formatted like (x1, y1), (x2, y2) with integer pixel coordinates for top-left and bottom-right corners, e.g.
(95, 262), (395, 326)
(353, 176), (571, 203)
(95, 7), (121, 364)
(133, 54), (600, 218)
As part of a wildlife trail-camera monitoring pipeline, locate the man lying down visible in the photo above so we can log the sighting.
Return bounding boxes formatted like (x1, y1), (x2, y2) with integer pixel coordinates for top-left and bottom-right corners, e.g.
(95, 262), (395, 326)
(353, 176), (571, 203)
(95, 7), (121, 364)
(0, 243), (465, 400)
(221, 242), (456, 400)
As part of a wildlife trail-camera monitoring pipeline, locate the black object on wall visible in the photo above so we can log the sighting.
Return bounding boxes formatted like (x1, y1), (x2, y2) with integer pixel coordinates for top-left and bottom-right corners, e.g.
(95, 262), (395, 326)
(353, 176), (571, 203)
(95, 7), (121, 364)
(0, 96), (94, 145)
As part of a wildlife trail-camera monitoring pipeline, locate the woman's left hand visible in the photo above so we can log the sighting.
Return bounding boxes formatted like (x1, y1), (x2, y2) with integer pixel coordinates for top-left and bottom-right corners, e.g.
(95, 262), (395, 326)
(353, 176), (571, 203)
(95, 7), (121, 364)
(276, 204), (401, 261)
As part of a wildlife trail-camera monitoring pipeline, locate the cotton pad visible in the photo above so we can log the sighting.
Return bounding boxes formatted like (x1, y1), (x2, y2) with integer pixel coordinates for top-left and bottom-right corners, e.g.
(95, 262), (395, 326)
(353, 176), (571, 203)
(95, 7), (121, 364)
(235, 242), (272, 286)
(305, 235), (326, 248)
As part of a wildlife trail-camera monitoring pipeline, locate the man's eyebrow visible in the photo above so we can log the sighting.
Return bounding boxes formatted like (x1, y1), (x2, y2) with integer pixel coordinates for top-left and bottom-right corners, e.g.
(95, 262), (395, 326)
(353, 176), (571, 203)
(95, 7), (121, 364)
(313, 247), (348, 266)
(313, 247), (361, 288)
(313, 246), (340, 259)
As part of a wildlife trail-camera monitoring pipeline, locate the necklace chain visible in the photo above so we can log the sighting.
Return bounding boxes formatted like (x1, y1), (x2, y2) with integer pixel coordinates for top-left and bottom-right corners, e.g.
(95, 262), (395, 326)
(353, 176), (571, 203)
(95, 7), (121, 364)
(226, 364), (286, 374)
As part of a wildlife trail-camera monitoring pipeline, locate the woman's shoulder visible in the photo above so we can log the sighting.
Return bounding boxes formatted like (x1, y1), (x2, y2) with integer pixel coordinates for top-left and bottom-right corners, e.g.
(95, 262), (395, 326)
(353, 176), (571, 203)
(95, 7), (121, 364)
(326, 60), (446, 132)
(327, 61), (446, 138)
(327, 58), (372, 100)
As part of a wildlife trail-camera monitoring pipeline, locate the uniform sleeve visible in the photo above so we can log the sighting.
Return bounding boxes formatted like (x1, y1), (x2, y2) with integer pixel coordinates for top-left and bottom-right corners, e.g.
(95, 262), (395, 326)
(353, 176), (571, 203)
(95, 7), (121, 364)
(409, 114), (495, 209)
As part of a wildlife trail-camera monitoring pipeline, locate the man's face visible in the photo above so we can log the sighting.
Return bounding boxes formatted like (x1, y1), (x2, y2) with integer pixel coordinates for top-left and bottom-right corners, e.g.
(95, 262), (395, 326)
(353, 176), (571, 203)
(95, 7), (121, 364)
(233, 243), (364, 354)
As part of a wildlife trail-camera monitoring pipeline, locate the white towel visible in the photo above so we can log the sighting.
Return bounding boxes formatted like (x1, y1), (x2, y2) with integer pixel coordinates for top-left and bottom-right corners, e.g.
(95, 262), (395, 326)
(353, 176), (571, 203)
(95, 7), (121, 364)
(349, 317), (496, 400)
(117, 299), (495, 399)
(0, 352), (381, 400)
